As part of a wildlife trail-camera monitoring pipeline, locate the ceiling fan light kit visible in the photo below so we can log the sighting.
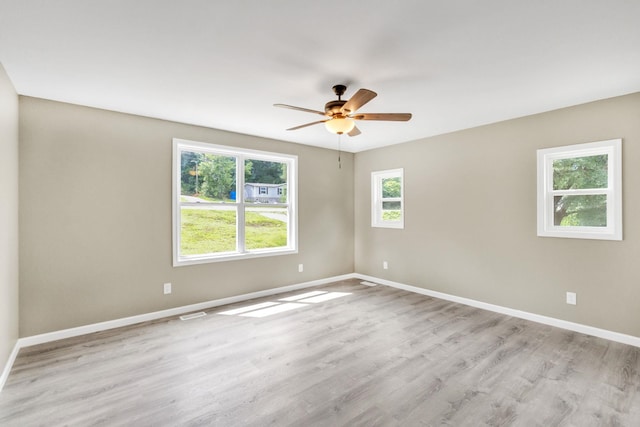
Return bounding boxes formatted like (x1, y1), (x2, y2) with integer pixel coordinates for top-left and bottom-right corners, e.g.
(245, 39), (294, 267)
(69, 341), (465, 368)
(325, 117), (355, 134)
(274, 84), (412, 138)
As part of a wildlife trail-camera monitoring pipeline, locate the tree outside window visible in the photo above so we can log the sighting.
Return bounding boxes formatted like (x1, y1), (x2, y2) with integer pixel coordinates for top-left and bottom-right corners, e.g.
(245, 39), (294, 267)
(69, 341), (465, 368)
(552, 154), (607, 227)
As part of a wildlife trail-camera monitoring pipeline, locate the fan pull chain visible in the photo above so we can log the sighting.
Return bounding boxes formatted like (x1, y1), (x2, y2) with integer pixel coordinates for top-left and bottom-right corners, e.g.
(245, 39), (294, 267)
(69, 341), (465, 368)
(337, 134), (342, 169)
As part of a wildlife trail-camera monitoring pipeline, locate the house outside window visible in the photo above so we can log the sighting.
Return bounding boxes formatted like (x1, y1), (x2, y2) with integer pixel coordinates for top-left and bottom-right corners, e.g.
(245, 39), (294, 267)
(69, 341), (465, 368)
(537, 139), (622, 240)
(371, 168), (404, 229)
(173, 139), (297, 265)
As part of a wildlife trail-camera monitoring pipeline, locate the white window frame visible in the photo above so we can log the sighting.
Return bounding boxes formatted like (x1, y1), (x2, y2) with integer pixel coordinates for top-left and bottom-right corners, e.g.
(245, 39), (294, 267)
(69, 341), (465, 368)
(371, 168), (404, 229)
(173, 138), (298, 266)
(536, 139), (622, 240)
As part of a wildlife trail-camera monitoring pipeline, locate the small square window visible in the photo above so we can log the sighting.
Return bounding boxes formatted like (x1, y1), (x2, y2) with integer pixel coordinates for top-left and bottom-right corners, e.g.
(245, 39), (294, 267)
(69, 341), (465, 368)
(537, 139), (622, 240)
(371, 168), (404, 229)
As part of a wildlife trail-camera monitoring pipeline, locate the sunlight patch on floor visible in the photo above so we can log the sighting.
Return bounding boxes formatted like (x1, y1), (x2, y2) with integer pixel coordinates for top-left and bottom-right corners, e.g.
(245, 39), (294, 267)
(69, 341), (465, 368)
(240, 303), (307, 317)
(218, 302), (279, 315)
(217, 290), (352, 318)
(279, 291), (327, 301)
(298, 292), (351, 303)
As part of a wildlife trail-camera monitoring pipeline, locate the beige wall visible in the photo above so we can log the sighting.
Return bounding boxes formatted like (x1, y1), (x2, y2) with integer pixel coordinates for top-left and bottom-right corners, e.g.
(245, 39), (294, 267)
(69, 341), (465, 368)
(0, 64), (19, 371)
(19, 97), (354, 336)
(17, 91), (640, 339)
(355, 92), (640, 337)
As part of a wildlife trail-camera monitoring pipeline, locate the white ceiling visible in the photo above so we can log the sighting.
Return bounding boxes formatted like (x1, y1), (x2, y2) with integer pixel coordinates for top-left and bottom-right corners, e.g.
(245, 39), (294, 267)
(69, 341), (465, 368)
(1, 1), (639, 153)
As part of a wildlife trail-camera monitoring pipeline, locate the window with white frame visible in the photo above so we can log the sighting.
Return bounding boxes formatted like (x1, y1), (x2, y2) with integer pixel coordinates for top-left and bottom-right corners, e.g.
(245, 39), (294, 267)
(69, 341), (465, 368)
(173, 138), (297, 266)
(372, 168), (404, 229)
(537, 139), (622, 240)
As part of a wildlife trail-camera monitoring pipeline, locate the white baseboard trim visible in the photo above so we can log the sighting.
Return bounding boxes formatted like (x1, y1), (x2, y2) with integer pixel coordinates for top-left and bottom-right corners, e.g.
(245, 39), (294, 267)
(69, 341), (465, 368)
(0, 341), (21, 392)
(355, 273), (640, 348)
(18, 273), (357, 349)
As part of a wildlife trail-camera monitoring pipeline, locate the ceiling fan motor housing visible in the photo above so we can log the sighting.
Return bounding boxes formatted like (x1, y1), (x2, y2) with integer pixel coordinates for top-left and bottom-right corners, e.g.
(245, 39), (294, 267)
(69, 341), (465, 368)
(325, 100), (346, 117)
(325, 84), (349, 116)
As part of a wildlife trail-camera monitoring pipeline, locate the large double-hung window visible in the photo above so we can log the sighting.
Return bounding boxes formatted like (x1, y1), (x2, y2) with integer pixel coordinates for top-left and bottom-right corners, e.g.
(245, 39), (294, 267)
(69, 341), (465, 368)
(173, 139), (297, 265)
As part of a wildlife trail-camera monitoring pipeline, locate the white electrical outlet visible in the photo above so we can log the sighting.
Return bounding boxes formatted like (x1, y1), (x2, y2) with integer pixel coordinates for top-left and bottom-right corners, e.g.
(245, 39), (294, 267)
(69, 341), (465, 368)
(298, 264), (304, 273)
(566, 292), (576, 305)
(383, 261), (388, 270)
(164, 283), (172, 295)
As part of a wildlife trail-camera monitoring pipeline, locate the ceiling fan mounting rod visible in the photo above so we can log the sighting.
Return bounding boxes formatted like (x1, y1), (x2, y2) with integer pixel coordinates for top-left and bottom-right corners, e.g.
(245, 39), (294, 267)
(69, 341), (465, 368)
(332, 84), (347, 100)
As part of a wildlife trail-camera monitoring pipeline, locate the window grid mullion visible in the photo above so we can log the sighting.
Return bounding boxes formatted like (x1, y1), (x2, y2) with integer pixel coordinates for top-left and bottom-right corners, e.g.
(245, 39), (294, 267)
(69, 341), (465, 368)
(549, 188), (609, 196)
(237, 154), (246, 254)
(286, 159), (293, 247)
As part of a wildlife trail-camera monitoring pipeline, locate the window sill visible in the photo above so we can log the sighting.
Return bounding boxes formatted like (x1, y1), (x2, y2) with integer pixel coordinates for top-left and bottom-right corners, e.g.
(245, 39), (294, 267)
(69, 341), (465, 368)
(537, 227), (621, 241)
(173, 247), (298, 267)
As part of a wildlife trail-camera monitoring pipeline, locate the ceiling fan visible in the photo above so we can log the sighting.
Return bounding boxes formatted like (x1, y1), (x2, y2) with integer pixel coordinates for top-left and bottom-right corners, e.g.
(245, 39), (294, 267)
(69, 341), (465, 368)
(274, 84), (412, 137)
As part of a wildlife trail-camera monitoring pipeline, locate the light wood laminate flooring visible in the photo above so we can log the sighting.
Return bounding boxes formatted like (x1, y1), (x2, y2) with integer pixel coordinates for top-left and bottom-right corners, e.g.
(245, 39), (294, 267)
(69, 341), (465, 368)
(1, 279), (640, 426)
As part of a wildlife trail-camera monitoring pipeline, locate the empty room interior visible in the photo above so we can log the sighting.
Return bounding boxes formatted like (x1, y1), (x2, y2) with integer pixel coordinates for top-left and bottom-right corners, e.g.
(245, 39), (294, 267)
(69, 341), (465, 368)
(2, 2), (640, 425)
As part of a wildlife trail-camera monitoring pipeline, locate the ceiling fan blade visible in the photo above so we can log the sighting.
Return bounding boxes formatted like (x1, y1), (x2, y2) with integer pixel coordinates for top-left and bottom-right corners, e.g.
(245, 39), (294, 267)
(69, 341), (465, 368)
(274, 104), (326, 116)
(340, 89), (377, 114)
(347, 126), (361, 137)
(351, 113), (412, 121)
(286, 120), (328, 131)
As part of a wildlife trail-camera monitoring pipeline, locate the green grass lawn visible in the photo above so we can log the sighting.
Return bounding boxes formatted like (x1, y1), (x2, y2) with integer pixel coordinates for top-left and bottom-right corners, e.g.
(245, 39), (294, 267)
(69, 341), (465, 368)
(180, 208), (287, 255)
(382, 210), (402, 221)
